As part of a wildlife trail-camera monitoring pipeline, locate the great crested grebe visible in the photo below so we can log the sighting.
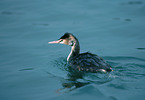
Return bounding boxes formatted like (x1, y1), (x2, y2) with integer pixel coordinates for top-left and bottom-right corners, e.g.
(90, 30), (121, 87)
(48, 33), (112, 73)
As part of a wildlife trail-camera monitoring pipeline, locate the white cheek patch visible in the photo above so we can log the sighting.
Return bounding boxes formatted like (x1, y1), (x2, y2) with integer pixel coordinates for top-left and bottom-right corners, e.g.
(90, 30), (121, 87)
(69, 41), (74, 46)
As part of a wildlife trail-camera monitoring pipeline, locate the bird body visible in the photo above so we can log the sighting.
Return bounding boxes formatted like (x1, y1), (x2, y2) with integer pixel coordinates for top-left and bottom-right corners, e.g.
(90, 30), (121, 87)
(69, 52), (112, 72)
(49, 33), (112, 73)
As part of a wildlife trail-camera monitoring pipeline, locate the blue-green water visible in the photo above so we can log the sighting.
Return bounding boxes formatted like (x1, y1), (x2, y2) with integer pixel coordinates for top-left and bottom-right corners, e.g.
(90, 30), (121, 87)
(0, 0), (145, 100)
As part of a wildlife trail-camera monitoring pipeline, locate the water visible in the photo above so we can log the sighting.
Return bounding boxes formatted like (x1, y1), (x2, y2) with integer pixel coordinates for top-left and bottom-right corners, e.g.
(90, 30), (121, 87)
(0, 0), (145, 100)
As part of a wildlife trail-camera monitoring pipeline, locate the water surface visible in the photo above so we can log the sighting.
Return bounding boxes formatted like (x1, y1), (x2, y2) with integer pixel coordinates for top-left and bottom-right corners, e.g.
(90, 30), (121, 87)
(0, 0), (145, 100)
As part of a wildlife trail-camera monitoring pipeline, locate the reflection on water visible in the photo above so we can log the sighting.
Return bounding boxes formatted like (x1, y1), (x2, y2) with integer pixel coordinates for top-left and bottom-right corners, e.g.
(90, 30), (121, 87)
(52, 57), (112, 92)
(52, 57), (87, 92)
(52, 55), (145, 93)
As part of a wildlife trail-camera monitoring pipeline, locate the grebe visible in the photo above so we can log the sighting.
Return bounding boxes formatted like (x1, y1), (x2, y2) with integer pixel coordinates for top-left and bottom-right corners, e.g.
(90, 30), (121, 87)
(48, 33), (112, 73)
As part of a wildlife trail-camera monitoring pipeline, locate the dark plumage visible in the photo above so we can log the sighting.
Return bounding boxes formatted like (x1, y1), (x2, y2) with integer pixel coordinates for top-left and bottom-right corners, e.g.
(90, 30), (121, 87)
(60, 33), (70, 39)
(69, 52), (112, 72)
(48, 33), (112, 73)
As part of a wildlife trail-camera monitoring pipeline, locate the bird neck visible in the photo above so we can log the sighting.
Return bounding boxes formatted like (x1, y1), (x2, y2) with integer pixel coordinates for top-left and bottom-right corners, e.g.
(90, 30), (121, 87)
(67, 39), (80, 61)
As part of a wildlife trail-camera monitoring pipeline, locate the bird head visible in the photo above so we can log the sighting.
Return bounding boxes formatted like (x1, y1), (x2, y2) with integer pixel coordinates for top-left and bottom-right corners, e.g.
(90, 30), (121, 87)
(48, 33), (75, 46)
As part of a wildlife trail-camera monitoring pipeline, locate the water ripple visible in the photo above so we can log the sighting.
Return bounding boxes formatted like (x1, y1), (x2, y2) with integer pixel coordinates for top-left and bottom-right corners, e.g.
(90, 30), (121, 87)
(48, 55), (145, 94)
